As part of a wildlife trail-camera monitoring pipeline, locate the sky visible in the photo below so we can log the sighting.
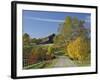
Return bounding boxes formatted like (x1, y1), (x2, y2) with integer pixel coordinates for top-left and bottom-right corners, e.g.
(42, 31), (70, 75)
(22, 10), (91, 39)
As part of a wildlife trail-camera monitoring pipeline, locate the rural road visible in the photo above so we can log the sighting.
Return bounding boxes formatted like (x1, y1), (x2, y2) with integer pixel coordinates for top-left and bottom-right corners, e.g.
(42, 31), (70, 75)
(50, 56), (77, 68)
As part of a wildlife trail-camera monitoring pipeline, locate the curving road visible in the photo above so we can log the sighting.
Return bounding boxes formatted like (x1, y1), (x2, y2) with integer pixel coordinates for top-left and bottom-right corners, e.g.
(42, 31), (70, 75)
(49, 56), (77, 68)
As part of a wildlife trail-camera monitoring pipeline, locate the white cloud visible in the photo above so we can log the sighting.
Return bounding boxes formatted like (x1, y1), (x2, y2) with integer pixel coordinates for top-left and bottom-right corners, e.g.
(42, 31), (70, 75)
(24, 16), (64, 23)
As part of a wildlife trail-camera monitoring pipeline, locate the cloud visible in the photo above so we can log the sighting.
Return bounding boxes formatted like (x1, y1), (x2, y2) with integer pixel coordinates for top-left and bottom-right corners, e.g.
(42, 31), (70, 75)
(24, 16), (64, 23)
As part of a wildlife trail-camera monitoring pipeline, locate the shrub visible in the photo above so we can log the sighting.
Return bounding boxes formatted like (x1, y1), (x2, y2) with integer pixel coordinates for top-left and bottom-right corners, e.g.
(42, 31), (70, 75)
(23, 45), (33, 66)
(31, 47), (47, 62)
(26, 47), (39, 65)
(47, 46), (54, 55)
(48, 46), (55, 55)
(67, 36), (90, 61)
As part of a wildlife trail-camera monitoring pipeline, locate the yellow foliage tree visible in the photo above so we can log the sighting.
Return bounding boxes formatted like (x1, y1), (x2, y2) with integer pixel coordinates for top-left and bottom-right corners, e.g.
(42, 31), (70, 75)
(67, 36), (90, 61)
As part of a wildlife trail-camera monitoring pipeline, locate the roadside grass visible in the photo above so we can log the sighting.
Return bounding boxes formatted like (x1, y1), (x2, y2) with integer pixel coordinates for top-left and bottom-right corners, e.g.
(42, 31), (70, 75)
(23, 59), (57, 69)
(74, 60), (90, 67)
(23, 62), (46, 69)
(73, 54), (91, 67)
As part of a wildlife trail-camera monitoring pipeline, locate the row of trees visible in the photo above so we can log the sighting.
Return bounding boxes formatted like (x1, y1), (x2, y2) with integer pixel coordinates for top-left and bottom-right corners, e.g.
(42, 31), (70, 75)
(54, 16), (90, 62)
(23, 33), (42, 45)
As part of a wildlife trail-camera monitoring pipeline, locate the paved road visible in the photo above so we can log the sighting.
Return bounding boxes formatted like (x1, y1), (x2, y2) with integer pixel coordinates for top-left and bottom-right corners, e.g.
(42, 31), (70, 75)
(50, 56), (77, 68)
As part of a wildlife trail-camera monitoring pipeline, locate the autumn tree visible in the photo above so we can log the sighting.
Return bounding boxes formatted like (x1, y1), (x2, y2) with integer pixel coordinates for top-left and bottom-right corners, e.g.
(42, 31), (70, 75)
(67, 36), (90, 61)
(54, 16), (90, 61)
(66, 19), (90, 61)
(54, 16), (81, 46)
(54, 16), (81, 55)
(23, 33), (31, 45)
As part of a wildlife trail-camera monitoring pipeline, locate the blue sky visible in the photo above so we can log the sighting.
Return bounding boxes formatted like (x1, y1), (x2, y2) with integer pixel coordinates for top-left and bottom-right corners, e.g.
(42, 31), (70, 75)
(22, 10), (90, 38)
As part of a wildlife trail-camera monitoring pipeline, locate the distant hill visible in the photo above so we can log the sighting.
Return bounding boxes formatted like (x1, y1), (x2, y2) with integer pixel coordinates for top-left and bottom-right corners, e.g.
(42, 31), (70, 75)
(39, 33), (55, 44)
